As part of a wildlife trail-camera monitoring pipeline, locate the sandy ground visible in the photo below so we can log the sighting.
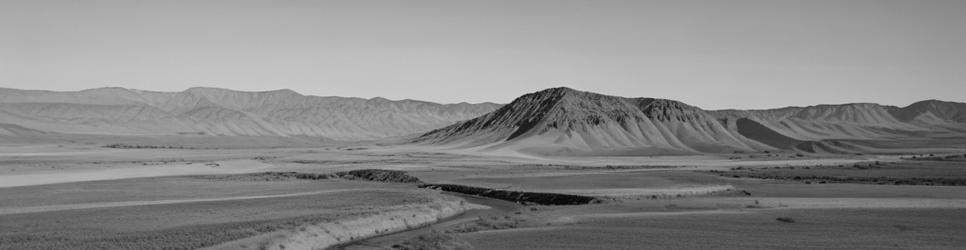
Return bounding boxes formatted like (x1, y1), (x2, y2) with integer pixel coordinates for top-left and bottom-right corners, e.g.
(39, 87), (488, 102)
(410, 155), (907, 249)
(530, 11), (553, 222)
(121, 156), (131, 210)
(462, 208), (966, 250)
(339, 193), (524, 250)
(0, 188), (396, 215)
(0, 175), (472, 250)
(3, 142), (966, 249)
(0, 159), (273, 187)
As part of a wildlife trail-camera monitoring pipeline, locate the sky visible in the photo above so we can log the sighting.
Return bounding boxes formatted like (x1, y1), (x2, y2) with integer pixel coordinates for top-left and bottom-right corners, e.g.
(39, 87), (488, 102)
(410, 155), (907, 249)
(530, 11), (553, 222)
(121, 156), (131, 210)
(1, 0), (964, 109)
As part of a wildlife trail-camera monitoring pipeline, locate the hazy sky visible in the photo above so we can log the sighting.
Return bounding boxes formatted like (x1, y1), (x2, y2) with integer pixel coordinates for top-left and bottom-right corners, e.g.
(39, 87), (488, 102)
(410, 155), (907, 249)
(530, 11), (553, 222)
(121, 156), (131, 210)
(1, 0), (964, 109)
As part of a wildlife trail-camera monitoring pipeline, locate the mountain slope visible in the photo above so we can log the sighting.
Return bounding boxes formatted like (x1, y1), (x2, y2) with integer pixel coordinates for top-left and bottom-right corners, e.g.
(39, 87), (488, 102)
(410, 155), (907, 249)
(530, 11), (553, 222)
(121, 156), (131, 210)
(417, 87), (966, 155)
(710, 100), (966, 151)
(415, 87), (770, 155)
(0, 87), (500, 140)
(889, 100), (966, 124)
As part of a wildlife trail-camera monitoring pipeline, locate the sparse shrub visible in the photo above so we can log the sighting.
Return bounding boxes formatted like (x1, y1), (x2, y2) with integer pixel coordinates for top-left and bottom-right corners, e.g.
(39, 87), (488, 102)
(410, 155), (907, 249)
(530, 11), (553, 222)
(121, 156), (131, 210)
(337, 169), (422, 183)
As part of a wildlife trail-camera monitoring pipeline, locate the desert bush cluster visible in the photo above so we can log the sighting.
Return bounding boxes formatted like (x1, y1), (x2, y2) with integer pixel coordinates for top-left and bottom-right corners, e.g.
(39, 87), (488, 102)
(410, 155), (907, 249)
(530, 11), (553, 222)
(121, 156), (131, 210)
(244, 169), (423, 183)
(339, 169), (422, 183)
(904, 153), (966, 162)
(447, 215), (525, 233)
(722, 172), (966, 186)
(103, 144), (195, 149)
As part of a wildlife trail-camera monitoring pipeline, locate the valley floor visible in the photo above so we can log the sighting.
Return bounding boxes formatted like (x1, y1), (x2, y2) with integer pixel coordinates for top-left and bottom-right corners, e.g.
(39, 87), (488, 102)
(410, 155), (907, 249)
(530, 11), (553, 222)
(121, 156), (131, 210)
(1, 142), (965, 249)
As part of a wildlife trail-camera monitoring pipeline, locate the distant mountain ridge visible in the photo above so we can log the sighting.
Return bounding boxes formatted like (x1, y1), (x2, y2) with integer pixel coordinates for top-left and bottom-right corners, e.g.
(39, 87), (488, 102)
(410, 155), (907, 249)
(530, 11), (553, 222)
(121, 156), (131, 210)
(3, 86), (964, 154)
(0, 87), (500, 140)
(712, 100), (966, 140)
(889, 100), (966, 123)
(416, 87), (966, 155)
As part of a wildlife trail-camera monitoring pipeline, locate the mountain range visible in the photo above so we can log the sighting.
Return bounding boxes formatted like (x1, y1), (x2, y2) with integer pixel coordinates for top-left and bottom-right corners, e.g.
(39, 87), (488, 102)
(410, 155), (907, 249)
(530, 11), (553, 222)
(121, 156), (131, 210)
(0, 87), (499, 140)
(2, 86), (964, 155)
(415, 87), (966, 155)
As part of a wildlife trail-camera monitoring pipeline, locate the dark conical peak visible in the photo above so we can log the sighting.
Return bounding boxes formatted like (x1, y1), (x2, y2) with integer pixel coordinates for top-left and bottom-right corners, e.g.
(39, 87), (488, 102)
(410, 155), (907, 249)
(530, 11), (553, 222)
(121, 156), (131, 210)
(415, 86), (716, 144)
(521, 87), (580, 100)
(415, 87), (628, 142)
(534, 86), (578, 94)
(521, 87), (626, 104)
(510, 87), (707, 121)
(500, 87), (619, 115)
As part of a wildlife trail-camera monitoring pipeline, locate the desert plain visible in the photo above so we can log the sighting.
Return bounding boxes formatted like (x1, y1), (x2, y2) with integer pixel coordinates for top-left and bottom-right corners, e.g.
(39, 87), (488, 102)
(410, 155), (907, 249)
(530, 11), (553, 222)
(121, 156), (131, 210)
(1, 137), (965, 250)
